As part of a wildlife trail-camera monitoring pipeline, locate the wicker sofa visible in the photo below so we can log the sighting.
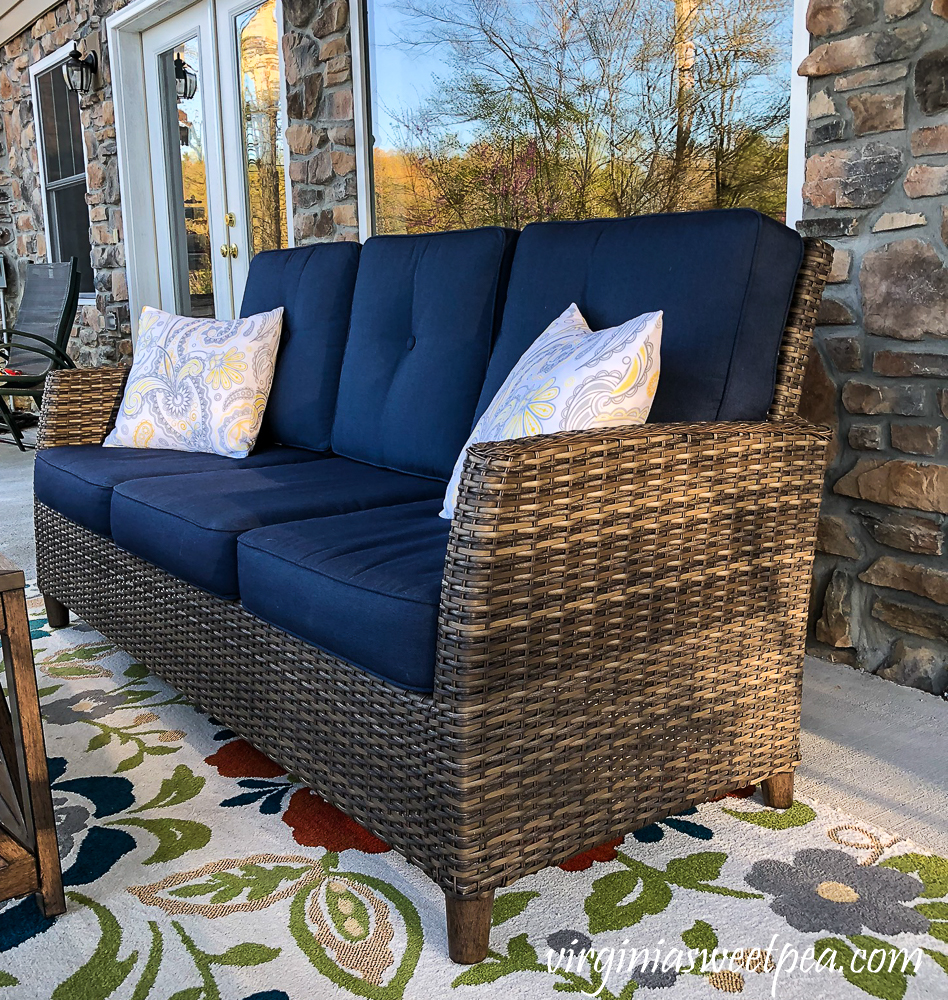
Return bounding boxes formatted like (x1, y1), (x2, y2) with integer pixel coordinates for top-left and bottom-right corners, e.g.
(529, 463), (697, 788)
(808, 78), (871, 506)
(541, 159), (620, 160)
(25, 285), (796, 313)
(34, 210), (832, 963)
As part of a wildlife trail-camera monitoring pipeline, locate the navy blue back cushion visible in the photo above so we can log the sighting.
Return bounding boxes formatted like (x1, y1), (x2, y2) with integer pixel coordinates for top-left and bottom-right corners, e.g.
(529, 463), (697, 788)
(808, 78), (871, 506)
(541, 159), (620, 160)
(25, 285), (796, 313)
(477, 209), (804, 424)
(241, 242), (360, 453)
(332, 227), (518, 481)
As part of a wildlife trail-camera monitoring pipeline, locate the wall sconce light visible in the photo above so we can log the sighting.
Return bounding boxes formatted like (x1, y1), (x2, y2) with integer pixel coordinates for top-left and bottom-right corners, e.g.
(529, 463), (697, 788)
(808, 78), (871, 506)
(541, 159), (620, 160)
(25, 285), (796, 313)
(62, 45), (98, 94)
(174, 54), (198, 101)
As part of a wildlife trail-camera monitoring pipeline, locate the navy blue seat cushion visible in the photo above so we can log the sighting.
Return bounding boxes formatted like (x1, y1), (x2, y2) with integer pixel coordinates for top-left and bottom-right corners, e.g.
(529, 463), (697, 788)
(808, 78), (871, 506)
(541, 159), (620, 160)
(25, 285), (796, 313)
(34, 442), (324, 538)
(332, 227), (517, 480)
(238, 500), (449, 691)
(110, 459), (445, 600)
(477, 209), (804, 424)
(241, 242), (360, 452)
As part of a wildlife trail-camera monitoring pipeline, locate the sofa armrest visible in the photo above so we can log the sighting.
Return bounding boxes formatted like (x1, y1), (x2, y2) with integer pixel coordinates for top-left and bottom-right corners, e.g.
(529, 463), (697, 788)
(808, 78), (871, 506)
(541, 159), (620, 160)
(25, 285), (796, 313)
(439, 418), (830, 696)
(36, 365), (130, 450)
(433, 418), (829, 884)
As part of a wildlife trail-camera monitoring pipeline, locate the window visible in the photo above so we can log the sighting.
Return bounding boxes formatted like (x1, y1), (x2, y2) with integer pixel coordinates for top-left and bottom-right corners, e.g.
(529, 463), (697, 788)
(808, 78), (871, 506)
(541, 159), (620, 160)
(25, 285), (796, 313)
(359, 0), (795, 235)
(35, 63), (93, 293)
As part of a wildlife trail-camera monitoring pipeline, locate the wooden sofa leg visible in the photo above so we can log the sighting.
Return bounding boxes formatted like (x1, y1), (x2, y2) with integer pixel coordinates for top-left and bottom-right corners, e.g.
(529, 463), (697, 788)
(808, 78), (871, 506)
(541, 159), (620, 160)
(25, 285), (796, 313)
(43, 594), (69, 629)
(761, 770), (794, 809)
(445, 891), (494, 964)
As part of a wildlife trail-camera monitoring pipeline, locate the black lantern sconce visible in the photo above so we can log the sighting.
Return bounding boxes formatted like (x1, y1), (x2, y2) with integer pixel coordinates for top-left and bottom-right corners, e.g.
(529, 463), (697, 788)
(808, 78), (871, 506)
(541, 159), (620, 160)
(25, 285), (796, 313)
(174, 54), (198, 101)
(62, 45), (98, 94)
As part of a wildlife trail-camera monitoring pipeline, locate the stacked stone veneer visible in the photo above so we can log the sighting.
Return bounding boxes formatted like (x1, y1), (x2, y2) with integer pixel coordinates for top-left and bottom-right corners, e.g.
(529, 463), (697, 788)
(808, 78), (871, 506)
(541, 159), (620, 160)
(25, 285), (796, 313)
(281, 0), (358, 242)
(0, 0), (358, 367)
(0, 0), (128, 367)
(799, 0), (948, 696)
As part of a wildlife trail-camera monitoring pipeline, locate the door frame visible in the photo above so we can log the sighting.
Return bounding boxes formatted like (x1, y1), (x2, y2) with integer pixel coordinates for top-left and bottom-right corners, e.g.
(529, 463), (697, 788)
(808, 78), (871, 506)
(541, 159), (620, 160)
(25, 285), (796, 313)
(107, 0), (294, 338)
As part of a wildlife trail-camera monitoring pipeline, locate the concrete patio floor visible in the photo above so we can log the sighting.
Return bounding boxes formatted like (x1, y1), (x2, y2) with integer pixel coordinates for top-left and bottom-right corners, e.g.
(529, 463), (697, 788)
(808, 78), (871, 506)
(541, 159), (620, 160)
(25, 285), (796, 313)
(2, 438), (948, 855)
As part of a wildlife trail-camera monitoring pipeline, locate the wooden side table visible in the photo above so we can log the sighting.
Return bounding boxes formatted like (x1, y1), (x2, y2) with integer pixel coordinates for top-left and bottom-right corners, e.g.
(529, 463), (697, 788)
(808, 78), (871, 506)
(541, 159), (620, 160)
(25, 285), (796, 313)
(0, 555), (65, 917)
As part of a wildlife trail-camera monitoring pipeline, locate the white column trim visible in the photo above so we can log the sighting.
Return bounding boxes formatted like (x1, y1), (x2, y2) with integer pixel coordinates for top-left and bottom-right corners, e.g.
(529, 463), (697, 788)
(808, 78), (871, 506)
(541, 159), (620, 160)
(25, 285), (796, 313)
(785, 0), (810, 229)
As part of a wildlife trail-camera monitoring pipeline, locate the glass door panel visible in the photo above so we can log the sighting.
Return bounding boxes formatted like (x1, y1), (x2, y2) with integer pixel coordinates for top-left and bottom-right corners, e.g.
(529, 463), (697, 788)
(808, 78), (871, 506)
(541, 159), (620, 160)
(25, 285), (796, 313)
(143, 6), (231, 317)
(139, 0), (291, 318)
(160, 38), (214, 317)
(217, 0), (290, 301)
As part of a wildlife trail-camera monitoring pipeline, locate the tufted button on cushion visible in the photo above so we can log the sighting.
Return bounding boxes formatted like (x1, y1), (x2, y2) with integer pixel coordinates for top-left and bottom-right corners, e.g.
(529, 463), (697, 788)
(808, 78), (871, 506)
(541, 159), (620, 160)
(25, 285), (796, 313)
(332, 226), (518, 481)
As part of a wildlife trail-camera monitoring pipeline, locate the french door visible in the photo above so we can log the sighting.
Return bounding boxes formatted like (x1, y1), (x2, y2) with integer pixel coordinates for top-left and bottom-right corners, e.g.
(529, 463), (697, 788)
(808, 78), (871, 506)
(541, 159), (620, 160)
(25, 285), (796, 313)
(141, 0), (289, 320)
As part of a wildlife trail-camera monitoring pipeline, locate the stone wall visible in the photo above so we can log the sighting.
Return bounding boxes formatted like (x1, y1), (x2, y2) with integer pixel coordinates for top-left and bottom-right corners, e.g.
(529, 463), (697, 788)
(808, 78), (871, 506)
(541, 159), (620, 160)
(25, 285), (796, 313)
(799, 0), (948, 696)
(0, 0), (359, 368)
(282, 0), (359, 242)
(0, 0), (129, 367)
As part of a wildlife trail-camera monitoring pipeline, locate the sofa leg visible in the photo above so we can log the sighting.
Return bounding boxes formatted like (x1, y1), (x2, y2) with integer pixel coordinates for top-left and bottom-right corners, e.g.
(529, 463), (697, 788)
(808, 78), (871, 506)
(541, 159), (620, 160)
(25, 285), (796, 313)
(761, 770), (794, 809)
(43, 595), (69, 629)
(445, 891), (494, 964)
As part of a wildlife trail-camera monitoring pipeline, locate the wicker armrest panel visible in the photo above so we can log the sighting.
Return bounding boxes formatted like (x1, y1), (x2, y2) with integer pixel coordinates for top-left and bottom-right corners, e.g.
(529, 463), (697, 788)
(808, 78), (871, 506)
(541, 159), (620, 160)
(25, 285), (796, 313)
(447, 418), (830, 532)
(36, 366), (130, 450)
(433, 420), (829, 886)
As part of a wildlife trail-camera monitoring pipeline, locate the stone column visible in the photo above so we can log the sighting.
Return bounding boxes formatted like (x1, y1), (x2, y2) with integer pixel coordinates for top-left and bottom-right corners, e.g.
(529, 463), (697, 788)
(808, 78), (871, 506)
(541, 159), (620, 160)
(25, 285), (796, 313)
(799, 0), (948, 696)
(282, 0), (359, 242)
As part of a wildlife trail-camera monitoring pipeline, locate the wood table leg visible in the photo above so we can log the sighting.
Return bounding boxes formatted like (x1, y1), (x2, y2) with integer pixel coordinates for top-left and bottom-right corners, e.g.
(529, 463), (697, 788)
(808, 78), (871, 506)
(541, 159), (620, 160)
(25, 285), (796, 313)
(43, 595), (69, 630)
(761, 770), (795, 810)
(445, 891), (494, 964)
(1, 588), (65, 916)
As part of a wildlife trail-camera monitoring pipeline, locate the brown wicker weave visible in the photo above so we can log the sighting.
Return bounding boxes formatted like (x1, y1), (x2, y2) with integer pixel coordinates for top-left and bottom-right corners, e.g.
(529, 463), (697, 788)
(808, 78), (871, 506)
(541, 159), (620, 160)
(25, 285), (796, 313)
(35, 238), (832, 963)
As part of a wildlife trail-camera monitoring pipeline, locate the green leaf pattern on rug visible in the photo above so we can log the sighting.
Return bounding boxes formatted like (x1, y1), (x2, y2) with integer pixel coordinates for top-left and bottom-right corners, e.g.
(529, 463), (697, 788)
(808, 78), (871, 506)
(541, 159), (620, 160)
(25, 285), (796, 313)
(453, 937), (637, 999)
(169, 920), (280, 1000)
(84, 716), (181, 772)
(290, 870), (423, 999)
(452, 935), (544, 988)
(108, 816), (212, 865)
(492, 890), (539, 926)
(814, 934), (917, 1000)
(129, 922), (163, 1000)
(131, 764), (205, 813)
(130, 854), (325, 916)
(587, 851), (762, 934)
(882, 854), (948, 899)
(923, 949), (948, 976)
(170, 863), (313, 905)
(53, 893), (139, 1000)
(723, 799), (816, 830)
(38, 641), (114, 679)
(0, 972), (16, 988)
(680, 919), (718, 954)
(915, 902), (948, 943)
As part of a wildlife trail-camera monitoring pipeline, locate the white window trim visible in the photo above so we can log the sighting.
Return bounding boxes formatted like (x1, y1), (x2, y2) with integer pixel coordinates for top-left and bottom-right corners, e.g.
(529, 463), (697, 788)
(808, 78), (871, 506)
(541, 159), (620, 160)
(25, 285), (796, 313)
(29, 40), (95, 302)
(107, 0), (295, 338)
(349, 0), (810, 236)
(273, 0), (295, 250)
(785, 0), (810, 229)
(350, 0), (373, 243)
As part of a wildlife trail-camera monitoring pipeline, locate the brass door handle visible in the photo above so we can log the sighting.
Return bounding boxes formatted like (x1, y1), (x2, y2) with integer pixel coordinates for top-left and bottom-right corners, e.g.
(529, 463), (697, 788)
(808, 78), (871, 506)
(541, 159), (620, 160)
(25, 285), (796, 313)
(220, 244), (228, 258)
(219, 243), (239, 259)
(228, 244), (238, 258)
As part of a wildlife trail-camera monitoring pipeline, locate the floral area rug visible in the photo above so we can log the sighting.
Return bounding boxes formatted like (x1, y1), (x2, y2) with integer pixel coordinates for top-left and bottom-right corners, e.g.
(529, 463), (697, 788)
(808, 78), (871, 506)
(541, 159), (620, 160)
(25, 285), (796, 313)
(0, 589), (946, 999)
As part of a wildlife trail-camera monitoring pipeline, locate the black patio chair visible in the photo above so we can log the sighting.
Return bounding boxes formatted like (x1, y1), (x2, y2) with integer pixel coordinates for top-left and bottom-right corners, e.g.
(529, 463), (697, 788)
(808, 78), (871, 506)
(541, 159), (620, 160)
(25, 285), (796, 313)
(0, 259), (80, 450)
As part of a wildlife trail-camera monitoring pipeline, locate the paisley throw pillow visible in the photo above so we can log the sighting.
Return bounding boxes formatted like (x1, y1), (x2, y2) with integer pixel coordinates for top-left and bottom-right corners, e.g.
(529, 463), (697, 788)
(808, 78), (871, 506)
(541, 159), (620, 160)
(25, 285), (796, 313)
(104, 305), (284, 459)
(441, 302), (662, 519)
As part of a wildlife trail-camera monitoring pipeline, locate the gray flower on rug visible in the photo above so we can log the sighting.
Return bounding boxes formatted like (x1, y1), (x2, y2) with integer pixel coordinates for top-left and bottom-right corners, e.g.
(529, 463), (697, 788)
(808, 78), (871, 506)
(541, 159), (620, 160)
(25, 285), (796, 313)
(51, 795), (89, 860)
(546, 929), (592, 955)
(746, 848), (928, 935)
(43, 690), (130, 725)
(626, 959), (679, 989)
